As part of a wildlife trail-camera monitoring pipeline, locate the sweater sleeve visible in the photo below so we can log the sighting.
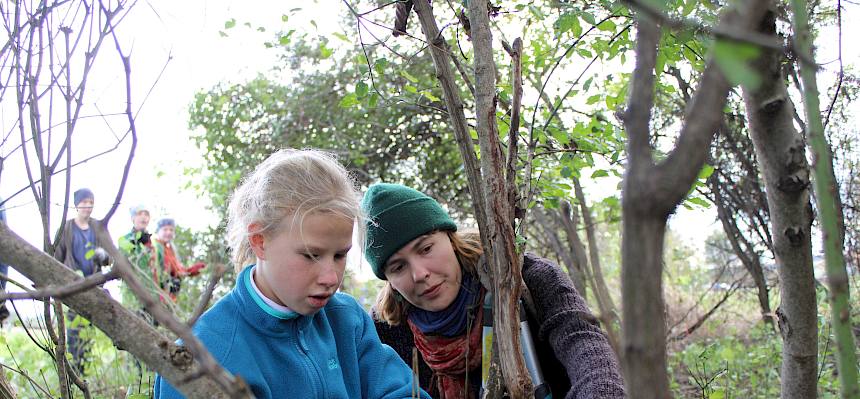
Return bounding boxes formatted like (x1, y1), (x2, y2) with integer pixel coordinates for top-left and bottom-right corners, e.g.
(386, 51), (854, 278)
(355, 302), (431, 399)
(53, 233), (67, 265)
(523, 253), (625, 399)
(53, 222), (70, 267)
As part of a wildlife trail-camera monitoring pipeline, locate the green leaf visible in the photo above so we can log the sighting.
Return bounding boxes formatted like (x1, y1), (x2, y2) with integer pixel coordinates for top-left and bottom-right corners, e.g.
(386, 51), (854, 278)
(590, 169), (609, 178)
(561, 166), (573, 178)
(224, 18), (236, 29)
(655, 51), (667, 74)
(279, 30), (294, 46)
(586, 94), (601, 105)
(374, 58), (389, 75)
(708, 389), (725, 399)
(682, 0), (697, 17)
(422, 90), (441, 102)
(339, 93), (359, 108)
(333, 32), (349, 42)
(597, 19), (616, 32)
(528, 5), (546, 18)
(698, 164), (715, 180)
(319, 42), (333, 59)
(712, 40), (762, 89)
(686, 196), (711, 208)
(281, 14), (289, 22)
(602, 196), (620, 209)
(355, 82), (369, 98)
(400, 70), (419, 83)
(581, 12), (596, 26)
(577, 48), (594, 58)
(368, 92), (380, 108)
(556, 14), (582, 37)
(404, 85), (418, 94)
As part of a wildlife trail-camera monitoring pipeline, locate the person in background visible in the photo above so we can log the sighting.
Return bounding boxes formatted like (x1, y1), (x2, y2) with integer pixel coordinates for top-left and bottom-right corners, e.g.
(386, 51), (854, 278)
(363, 183), (625, 399)
(152, 218), (205, 301)
(155, 149), (428, 398)
(118, 204), (155, 307)
(53, 188), (113, 375)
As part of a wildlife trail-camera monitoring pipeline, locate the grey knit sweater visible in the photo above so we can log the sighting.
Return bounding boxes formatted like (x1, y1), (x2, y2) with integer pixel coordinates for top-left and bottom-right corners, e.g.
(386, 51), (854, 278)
(373, 253), (626, 398)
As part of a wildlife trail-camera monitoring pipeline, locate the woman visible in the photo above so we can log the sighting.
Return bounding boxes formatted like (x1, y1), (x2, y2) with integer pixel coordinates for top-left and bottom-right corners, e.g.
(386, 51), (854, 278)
(363, 183), (625, 399)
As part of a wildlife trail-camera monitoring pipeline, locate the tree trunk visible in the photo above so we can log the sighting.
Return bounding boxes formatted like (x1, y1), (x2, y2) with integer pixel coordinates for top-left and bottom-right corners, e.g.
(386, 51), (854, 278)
(573, 179), (620, 340)
(467, 0), (532, 396)
(532, 208), (587, 296)
(741, 10), (818, 398)
(786, 0), (859, 394)
(557, 200), (620, 355)
(709, 175), (774, 326)
(412, 1), (531, 396)
(620, 212), (669, 397)
(620, 1), (769, 396)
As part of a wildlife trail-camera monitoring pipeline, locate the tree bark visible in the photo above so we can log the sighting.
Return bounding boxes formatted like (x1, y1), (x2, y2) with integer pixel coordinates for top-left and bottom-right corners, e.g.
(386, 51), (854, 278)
(0, 223), (249, 399)
(708, 174), (774, 326)
(0, 368), (15, 399)
(412, 1), (531, 395)
(467, 0), (531, 396)
(532, 208), (587, 296)
(786, 0), (858, 394)
(573, 179), (620, 343)
(620, 1), (770, 396)
(411, 0), (488, 234)
(557, 201), (621, 354)
(741, 10), (819, 398)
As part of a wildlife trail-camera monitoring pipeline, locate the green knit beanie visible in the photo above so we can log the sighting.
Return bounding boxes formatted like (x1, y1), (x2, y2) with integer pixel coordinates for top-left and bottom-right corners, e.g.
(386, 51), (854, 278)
(362, 183), (457, 280)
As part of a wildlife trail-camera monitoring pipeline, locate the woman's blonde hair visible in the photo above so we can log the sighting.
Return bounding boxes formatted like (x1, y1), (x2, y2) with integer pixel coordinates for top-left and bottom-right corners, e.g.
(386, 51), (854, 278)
(374, 230), (483, 325)
(226, 149), (363, 271)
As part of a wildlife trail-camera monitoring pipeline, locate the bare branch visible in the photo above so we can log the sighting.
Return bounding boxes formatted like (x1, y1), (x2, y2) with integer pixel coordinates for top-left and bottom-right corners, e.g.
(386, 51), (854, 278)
(622, 14), (660, 171)
(0, 270), (118, 301)
(504, 38), (522, 223)
(186, 264), (226, 327)
(411, 0), (488, 234)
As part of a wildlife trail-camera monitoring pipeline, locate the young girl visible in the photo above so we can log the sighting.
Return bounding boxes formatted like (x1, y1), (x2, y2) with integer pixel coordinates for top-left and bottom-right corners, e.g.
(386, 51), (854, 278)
(362, 183), (625, 399)
(155, 150), (428, 399)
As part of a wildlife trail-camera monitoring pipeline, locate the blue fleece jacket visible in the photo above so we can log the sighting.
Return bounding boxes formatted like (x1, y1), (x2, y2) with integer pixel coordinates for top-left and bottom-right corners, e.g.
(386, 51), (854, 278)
(155, 265), (428, 399)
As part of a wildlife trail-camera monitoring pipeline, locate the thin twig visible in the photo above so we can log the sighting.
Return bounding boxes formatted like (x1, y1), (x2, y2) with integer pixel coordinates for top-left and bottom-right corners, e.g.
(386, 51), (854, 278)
(186, 264), (226, 327)
(505, 38), (523, 224)
(50, 300), (71, 399)
(822, 0), (844, 131)
(0, 270), (118, 301)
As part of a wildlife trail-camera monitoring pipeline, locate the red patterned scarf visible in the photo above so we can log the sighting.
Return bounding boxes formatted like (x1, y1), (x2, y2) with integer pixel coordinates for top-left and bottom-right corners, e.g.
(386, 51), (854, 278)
(407, 295), (485, 399)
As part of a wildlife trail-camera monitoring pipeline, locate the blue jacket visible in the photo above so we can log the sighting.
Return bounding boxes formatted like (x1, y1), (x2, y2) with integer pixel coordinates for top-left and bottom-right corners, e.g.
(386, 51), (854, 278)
(155, 265), (428, 399)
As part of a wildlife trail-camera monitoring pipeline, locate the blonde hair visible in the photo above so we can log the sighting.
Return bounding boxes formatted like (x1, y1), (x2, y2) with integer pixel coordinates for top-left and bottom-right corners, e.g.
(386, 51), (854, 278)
(375, 230), (483, 325)
(226, 149), (363, 271)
